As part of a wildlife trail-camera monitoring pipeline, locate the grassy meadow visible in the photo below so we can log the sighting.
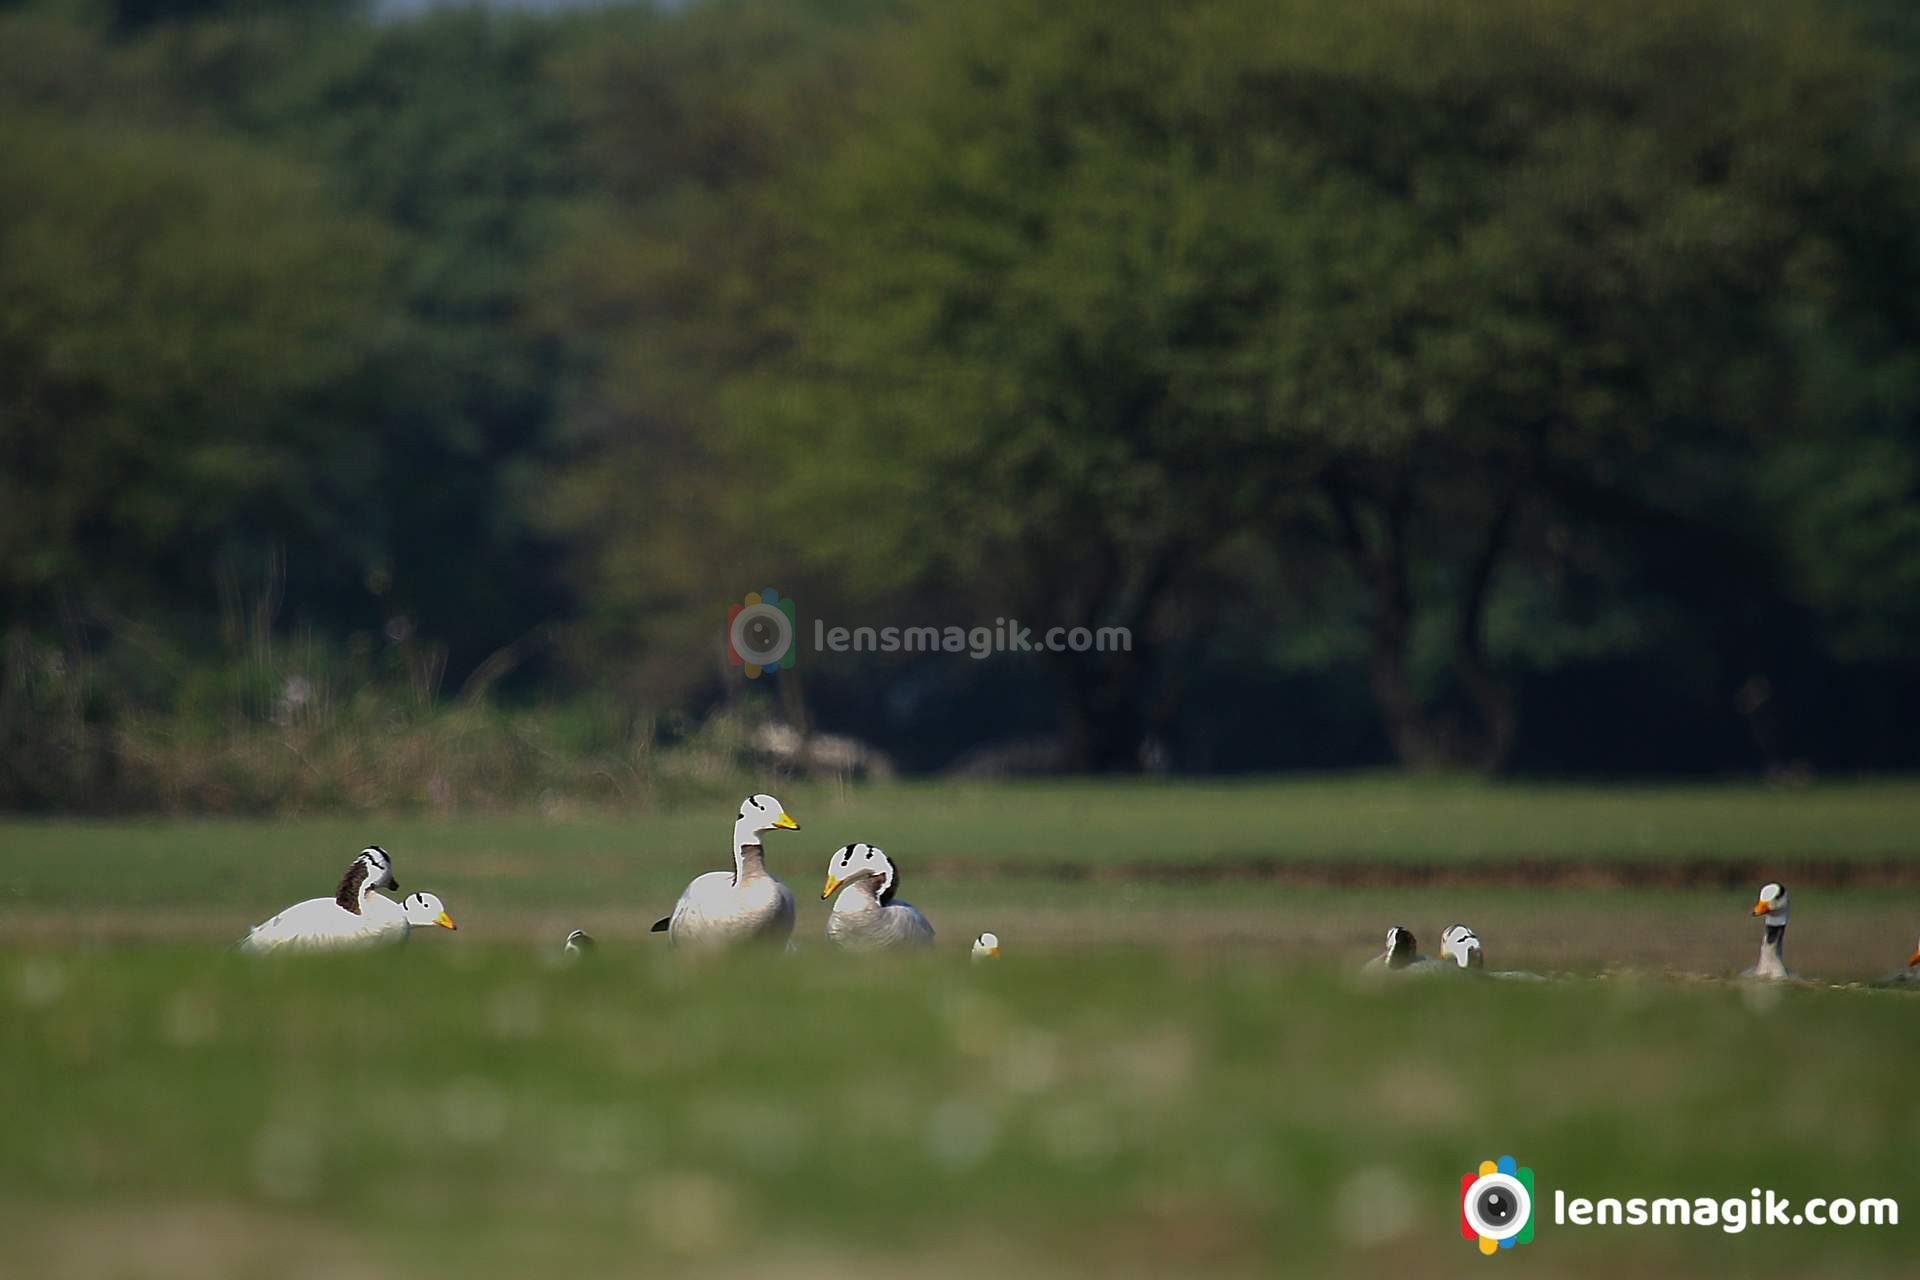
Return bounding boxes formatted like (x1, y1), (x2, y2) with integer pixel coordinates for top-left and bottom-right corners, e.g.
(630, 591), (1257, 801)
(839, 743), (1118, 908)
(2, 776), (1918, 1277)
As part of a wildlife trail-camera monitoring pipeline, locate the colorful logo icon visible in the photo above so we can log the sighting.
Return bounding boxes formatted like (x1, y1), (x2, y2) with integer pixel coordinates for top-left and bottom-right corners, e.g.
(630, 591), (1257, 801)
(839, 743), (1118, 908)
(727, 588), (796, 679)
(1460, 1155), (1534, 1255)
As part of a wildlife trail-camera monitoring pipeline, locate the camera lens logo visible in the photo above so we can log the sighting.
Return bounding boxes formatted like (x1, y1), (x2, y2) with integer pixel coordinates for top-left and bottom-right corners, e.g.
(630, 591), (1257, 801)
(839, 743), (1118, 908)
(1460, 1155), (1534, 1255)
(727, 588), (796, 679)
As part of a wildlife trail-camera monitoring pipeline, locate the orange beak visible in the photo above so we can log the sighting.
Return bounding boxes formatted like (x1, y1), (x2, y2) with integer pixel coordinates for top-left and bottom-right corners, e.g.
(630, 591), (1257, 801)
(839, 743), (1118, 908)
(1751, 901), (1771, 917)
(435, 912), (457, 930)
(1907, 946), (1919, 968)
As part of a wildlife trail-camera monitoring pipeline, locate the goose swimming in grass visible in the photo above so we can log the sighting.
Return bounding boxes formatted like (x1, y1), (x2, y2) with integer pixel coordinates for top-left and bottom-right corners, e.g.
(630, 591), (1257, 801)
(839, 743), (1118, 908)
(1744, 883), (1792, 979)
(971, 932), (1001, 961)
(821, 843), (935, 952)
(650, 793), (800, 950)
(239, 885), (455, 954)
(1365, 926), (1445, 973)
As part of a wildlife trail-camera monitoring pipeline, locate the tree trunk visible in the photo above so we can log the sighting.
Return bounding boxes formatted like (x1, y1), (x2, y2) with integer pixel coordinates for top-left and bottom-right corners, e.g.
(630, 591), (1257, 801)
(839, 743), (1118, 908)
(1327, 475), (1520, 774)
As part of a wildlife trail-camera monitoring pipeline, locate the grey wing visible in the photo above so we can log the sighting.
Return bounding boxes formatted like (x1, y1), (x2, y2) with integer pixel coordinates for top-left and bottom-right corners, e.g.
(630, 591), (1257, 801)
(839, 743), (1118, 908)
(894, 901), (936, 947)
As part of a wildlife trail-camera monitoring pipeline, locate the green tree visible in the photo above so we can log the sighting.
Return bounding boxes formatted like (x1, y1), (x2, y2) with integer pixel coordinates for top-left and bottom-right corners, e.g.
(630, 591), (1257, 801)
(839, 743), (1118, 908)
(737, 0), (1920, 770)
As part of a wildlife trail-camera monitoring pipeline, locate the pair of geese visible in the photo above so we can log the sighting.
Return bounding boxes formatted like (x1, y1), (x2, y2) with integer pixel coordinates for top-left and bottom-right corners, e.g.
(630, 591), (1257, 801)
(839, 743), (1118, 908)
(652, 793), (1001, 957)
(238, 846), (457, 953)
(1368, 881), (1920, 985)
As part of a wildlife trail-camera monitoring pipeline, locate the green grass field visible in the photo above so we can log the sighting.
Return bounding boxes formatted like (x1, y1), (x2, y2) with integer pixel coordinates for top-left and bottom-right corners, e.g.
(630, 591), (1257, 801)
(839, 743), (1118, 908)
(2, 777), (1917, 1276)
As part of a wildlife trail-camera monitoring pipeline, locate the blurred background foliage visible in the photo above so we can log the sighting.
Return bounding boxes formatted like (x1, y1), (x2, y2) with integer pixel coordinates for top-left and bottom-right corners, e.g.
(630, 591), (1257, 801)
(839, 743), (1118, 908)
(5, 0), (1920, 807)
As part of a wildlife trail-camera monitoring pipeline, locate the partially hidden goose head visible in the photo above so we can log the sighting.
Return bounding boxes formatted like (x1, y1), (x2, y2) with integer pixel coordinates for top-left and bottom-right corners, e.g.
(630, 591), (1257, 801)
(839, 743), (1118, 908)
(821, 842), (898, 903)
(971, 932), (1001, 961)
(403, 892), (457, 932)
(735, 793), (799, 850)
(1379, 926), (1421, 969)
(1751, 882), (1790, 926)
(1440, 924), (1485, 969)
(335, 846), (398, 914)
(564, 928), (595, 957)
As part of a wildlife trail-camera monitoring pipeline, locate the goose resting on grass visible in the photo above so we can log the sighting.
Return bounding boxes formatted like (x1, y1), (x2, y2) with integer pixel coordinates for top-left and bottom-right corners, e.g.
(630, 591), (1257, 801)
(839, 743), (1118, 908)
(1365, 926), (1445, 973)
(239, 887), (455, 954)
(1440, 924), (1485, 969)
(650, 793), (800, 950)
(1744, 883), (1792, 979)
(821, 843), (935, 952)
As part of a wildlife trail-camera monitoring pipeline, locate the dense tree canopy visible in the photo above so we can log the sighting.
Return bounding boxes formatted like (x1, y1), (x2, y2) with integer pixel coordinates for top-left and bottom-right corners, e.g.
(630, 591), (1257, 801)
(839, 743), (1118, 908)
(5, 0), (1920, 800)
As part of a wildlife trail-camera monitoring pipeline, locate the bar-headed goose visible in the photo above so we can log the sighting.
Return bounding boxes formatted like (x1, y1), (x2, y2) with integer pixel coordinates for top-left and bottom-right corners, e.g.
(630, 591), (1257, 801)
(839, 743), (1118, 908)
(1365, 925), (1444, 973)
(971, 932), (1001, 961)
(1743, 882), (1792, 979)
(650, 793), (800, 949)
(563, 929), (595, 962)
(821, 843), (935, 952)
(1440, 924), (1485, 969)
(239, 883), (454, 954)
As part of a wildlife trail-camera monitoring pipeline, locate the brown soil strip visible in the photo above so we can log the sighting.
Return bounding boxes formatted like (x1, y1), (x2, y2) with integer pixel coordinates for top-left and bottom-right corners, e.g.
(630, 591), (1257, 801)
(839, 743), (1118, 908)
(918, 855), (1920, 890)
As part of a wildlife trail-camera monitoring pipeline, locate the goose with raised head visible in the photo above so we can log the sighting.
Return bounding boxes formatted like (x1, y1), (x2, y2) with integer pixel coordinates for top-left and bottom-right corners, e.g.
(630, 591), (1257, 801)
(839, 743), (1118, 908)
(821, 843), (935, 952)
(650, 794), (801, 950)
(1744, 883), (1792, 979)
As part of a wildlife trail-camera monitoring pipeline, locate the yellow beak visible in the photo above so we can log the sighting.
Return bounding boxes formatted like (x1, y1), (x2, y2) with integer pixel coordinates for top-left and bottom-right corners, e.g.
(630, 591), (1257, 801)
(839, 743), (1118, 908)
(821, 874), (842, 900)
(985, 946), (1000, 957)
(1908, 947), (1920, 967)
(1751, 901), (1771, 917)
(773, 813), (799, 830)
(435, 912), (457, 930)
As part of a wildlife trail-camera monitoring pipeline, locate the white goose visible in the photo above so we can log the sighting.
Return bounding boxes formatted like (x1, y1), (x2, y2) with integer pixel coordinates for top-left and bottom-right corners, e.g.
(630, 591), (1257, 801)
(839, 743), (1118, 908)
(1440, 924), (1485, 970)
(240, 881), (455, 953)
(971, 932), (1001, 961)
(650, 793), (800, 950)
(821, 842), (935, 952)
(1744, 882), (1792, 979)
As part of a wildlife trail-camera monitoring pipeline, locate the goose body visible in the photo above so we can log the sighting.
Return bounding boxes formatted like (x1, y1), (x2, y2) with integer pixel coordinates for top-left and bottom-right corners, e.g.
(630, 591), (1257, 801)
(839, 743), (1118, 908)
(240, 889), (455, 954)
(1742, 883), (1792, 979)
(653, 794), (800, 950)
(821, 843), (935, 952)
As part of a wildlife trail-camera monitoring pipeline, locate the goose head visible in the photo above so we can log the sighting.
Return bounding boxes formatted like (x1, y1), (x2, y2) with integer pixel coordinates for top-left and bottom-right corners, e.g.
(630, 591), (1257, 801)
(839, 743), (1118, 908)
(735, 793), (799, 850)
(1751, 882), (1790, 927)
(971, 932), (1001, 961)
(564, 929), (595, 958)
(334, 846), (398, 911)
(1440, 924), (1484, 969)
(821, 842), (898, 903)
(403, 892), (457, 931)
(1380, 926), (1420, 969)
